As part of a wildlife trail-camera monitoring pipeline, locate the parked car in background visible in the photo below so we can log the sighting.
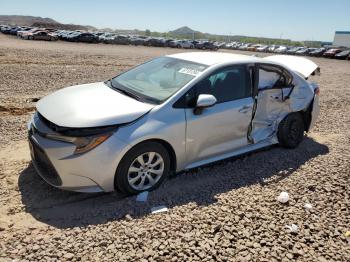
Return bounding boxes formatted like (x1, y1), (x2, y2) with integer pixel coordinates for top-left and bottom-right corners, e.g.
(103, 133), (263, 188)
(238, 43), (251, 50)
(111, 35), (130, 45)
(309, 47), (327, 57)
(27, 31), (58, 41)
(172, 40), (194, 49)
(163, 39), (174, 47)
(73, 32), (99, 43)
(16, 27), (33, 37)
(295, 48), (315, 56)
(214, 42), (226, 49)
(129, 36), (147, 46)
(286, 47), (303, 55)
(168, 40), (179, 48)
(323, 48), (342, 58)
(247, 44), (259, 51)
(98, 32), (116, 43)
(63, 31), (81, 41)
(8, 26), (24, 35)
(198, 41), (218, 50)
(224, 42), (235, 49)
(334, 50), (350, 59)
(144, 37), (166, 47)
(20, 28), (42, 39)
(267, 45), (278, 52)
(256, 45), (269, 52)
(274, 46), (288, 53)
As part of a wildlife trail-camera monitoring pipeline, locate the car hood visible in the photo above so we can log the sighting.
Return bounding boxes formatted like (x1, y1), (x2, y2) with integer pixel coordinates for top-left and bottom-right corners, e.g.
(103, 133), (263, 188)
(36, 82), (154, 128)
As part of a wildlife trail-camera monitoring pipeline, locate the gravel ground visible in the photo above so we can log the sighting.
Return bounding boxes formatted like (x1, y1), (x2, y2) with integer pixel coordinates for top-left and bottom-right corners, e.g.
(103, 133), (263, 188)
(0, 34), (349, 261)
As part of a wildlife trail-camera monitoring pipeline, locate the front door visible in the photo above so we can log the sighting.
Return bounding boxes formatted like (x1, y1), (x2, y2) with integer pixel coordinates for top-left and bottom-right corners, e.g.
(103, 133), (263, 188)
(185, 65), (254, 165)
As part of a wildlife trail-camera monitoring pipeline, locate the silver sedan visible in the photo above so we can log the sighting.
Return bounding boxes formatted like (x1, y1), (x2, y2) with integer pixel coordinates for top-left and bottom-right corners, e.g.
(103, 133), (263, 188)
(28, 52), (320, 194)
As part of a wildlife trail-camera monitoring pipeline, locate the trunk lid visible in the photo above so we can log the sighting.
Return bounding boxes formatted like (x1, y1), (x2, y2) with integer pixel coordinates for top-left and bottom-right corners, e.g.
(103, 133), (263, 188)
(264, 55), (320, 79)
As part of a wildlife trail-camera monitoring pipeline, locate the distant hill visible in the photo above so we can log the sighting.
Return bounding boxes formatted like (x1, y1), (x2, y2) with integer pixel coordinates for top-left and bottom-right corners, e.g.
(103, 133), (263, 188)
(31, 22), (96, 31)
(0, 15), (96, 31)
(170, 26), (200, 36)
(0, 15), (57, 26)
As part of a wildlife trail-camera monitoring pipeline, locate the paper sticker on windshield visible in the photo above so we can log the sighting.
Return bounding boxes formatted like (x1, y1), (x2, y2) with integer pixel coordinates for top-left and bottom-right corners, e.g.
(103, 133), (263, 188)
(178, 68), (201, 76)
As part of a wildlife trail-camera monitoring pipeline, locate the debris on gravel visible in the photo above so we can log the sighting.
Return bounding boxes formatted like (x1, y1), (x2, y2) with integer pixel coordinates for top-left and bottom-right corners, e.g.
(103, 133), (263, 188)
(136, 191), (149, 202)
(151, 205), (168, 214)
(277, 191), (290, 203)
(0, 34), (349, 261)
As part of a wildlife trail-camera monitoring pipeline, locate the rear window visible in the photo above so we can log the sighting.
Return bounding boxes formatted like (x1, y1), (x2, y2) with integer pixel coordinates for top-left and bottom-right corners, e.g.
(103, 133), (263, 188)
(258, 64), (292, 89)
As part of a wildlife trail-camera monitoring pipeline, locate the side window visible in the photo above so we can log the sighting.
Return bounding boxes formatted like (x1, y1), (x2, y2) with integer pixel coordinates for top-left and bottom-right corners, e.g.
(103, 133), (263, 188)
(258, 64), (292, 90)
(195, 65), (251, 103)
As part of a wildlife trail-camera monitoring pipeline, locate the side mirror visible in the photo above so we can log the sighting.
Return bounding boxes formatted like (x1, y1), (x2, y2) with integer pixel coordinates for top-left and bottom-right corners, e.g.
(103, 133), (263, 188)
(194, 94), (217, 115)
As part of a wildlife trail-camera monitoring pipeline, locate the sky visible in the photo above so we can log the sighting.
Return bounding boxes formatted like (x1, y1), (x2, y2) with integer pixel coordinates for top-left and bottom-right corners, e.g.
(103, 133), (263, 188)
(1, 0), (349, 41)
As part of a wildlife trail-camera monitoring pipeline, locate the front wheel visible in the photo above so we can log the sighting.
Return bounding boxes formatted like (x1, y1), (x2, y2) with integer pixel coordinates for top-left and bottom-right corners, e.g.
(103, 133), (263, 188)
(277, 113), (305, 149)
(115, 142), (170, 194)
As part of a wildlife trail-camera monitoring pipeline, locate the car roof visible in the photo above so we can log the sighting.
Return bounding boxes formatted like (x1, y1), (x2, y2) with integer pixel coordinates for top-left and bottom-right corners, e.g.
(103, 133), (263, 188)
(167, 52), (261, 66)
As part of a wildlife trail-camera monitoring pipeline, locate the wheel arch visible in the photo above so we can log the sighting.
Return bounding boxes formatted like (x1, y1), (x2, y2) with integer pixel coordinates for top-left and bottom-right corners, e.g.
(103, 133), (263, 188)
(298, 99), (315, 132)
(145, 138), (177, 174)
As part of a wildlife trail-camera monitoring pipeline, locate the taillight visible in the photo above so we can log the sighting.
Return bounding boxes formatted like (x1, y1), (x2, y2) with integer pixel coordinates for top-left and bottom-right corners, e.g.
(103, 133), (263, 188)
(314, 87), (320, 95)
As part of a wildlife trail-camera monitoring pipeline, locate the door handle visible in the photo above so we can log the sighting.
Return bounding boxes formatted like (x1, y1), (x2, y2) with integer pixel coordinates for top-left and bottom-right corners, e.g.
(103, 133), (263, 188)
(238, 105), (252, 113)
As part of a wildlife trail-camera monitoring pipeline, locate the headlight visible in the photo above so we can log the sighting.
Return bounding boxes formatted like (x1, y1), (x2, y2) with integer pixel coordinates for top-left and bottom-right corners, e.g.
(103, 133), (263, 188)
(73, 134), (112, 154)
(45, 132), (112, 155)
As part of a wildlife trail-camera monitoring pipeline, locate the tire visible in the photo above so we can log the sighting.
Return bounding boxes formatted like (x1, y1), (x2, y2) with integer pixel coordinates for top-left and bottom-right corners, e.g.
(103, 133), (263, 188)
(277, 113), (305, 149)
(115, 141), (171, 195)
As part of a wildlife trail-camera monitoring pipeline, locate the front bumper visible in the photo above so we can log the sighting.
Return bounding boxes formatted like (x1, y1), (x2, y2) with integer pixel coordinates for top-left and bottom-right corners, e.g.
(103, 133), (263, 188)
(28, 115), (131, 193)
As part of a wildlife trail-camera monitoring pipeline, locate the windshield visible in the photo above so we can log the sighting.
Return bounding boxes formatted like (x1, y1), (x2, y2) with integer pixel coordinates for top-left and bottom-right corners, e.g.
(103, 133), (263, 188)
(110, 57), (207, 104)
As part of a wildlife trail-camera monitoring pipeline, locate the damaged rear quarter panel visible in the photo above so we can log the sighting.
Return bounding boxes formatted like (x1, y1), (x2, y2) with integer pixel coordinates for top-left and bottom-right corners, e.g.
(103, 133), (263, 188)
(250, 71), (314, 144)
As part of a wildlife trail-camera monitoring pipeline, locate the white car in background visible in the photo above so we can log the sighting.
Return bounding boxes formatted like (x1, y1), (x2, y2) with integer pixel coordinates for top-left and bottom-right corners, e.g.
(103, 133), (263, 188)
(256, 45), (269, 52)
(274, 46), (288, 53)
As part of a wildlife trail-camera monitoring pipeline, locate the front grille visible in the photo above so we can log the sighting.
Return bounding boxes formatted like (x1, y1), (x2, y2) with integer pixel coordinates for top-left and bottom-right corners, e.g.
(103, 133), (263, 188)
(29, 136), (62, 186)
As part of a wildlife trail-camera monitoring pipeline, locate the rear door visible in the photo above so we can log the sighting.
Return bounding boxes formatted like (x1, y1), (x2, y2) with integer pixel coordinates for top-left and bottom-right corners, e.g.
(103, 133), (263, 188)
(249, 63), (294, 143)
(183, 65), (254, 165)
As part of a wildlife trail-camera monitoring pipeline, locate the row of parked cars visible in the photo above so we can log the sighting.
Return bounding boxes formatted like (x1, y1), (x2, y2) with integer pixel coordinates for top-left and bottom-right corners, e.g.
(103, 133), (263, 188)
(0, 25), (220, 50)
(222, 42), (350, 60)
(1, 25), (349, 59)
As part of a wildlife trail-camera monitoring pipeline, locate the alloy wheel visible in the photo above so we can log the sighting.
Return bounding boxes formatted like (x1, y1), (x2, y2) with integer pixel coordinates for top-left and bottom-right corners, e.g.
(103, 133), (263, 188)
(127, 152), (164, 191)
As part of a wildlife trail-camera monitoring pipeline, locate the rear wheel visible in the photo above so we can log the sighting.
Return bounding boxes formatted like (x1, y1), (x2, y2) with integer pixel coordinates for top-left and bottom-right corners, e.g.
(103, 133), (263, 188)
(115, 142), (170, 194)
(277, 113), (305, 149)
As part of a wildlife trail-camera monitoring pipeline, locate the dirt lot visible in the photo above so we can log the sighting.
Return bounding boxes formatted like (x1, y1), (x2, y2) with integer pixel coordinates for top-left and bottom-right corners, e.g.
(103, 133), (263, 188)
(0, 34), (349, 261)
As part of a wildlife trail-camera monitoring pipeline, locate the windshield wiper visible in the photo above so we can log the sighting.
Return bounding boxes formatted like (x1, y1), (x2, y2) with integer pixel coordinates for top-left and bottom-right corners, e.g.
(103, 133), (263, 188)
(107, 79), (142, 101)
